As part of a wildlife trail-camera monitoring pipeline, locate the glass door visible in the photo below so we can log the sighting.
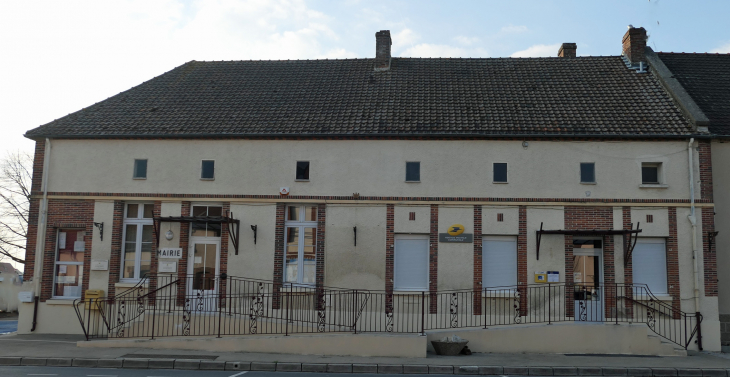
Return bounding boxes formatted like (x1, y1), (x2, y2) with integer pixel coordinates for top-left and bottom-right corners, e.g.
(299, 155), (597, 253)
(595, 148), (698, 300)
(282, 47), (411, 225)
(187, 240), (220, 312)
(573, 240), (604, 322)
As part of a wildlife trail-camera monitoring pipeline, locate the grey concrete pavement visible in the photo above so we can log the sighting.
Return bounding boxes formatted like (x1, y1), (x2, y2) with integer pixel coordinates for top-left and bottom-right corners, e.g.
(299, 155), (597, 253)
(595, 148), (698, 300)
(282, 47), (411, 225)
(1, 333), (729, 374)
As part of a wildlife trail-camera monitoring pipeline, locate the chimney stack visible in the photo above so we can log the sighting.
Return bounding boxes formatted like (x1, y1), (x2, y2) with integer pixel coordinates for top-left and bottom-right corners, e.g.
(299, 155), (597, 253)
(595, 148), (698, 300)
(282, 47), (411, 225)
(558, 43), (577, 58)
(622, 26), (647, 66)
(375, 30), (392, 71)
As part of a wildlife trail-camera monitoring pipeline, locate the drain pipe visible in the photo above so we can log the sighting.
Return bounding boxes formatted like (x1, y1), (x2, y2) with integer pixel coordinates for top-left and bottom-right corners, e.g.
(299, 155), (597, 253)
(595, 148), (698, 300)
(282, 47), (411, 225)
(31, 138), (51, 331)
(687, 137), (702, 350)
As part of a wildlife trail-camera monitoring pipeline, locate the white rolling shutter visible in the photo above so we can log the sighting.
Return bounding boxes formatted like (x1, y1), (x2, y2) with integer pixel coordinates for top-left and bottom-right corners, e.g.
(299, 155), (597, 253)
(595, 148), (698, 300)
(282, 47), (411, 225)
(632, 238), (668, 295)
(394, 236), (429, 291)
(482, 236), (518, 288)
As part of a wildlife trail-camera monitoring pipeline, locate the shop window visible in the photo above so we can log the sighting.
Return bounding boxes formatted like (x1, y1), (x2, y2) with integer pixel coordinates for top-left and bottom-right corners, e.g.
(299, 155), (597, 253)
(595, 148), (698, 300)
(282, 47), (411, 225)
(201, 160), (215, 180)
(53, 229), (85, 298)
(296, 161), (310, 180)
(133, 159), (147, 179)
(482, 236), (517, 288)
(641, 163), (661, 184)
(632, 238), (668, 295)
(580, 162), (595, 183)
(121, 203), (154, 281)
(191, 205), (223, 237)
(394, 235), (429, 291)
(406, 162), (420, 182)
(493, 163), (508, 183)
(284, 205), (318, 285)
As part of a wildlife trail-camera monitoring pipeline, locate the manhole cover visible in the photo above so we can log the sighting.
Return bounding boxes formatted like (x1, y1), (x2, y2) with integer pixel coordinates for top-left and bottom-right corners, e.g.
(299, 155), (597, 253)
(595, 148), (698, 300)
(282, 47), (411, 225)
(121, 354), (219, 360)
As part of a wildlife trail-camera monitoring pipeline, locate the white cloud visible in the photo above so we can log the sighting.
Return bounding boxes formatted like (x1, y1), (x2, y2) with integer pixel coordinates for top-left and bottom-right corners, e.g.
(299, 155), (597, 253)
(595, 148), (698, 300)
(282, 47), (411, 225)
(392, 28), (420, 53)
(454, 36), (480, 46)
(500, 25), (528, 34)
(711, 42), (730, 53)
(401, 43), (487, 58)
(510, 43), (562, 58)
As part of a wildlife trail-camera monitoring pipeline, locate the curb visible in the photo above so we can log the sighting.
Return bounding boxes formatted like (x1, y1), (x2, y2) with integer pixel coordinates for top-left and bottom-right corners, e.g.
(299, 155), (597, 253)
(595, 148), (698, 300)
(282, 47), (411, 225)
(0, 357), (726, 376)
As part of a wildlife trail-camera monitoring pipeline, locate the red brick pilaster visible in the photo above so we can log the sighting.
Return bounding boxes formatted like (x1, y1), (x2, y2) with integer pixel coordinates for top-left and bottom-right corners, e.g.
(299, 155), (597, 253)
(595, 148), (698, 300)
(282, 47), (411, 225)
(698, 140), (713, 202)
(316, 204), (326, 289)
(565, 233), (574, 317)
(473, 205), (482, 314)
(219, 202), (230, 307)
(667, 207), (681, 317)
(147, 201), (161, 303)
(272, 203), (285, 309)
(24, 140), (46, 279)
(176, 202), (190, 306)
(107, 201), (124, 297)
(518, 206), (527, 316)
(429, 205), (438, 314)
(385, 204), (394, 311)
(702, 207), (717, 297)
(622, 206), (633, 317)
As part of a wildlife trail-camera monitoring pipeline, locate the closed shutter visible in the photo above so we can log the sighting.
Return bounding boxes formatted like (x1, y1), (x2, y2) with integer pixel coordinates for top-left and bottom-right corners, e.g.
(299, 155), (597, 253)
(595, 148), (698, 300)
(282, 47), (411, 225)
(632, 238), (668, 295)
(483, 236), (517, 288)
(394, 236), (429, 291)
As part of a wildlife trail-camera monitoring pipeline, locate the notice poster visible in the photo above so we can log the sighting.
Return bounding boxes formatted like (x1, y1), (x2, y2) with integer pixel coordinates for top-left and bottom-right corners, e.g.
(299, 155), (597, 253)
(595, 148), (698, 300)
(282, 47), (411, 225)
(59, 265), (67, 274)
(547, 271), (559, 283)
(58, 232), (67, 249)
(74, 241), (85, 252)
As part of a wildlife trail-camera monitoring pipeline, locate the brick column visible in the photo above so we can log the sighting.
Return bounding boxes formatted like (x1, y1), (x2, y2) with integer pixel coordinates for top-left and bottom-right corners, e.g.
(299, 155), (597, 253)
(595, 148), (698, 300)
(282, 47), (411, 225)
(518, 206), (527, 316)
(315, 204), (326, 310)
(272, 203), (285, 309)
(385, 204), (394, 312)
(107, 201), (124, 297)
(667, 207), (681, 318)
(176, 202), (190, 306)
(622, 206), (634, 317)
(702, 207), (718, 297)
(429, 204), (438, 314)
(473, 205), (482, 314)
(219, 202), (230, 308)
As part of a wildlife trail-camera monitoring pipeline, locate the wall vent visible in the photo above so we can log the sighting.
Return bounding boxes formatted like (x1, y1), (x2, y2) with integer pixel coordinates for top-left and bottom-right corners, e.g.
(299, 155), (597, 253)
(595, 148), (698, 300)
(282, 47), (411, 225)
(646, 214), (654, 223)
(497, 213), (504, 222)
(409, 212), (416, 221)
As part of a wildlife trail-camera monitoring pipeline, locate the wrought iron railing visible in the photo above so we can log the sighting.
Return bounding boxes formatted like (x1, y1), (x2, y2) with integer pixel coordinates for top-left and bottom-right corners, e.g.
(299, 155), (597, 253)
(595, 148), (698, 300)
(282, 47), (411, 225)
(74, 275), (702, 350)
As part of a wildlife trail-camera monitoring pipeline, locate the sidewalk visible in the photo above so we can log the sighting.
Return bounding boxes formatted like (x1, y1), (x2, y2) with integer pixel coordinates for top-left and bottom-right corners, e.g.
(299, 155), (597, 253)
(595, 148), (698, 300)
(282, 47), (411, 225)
(0, 333), (729, 375)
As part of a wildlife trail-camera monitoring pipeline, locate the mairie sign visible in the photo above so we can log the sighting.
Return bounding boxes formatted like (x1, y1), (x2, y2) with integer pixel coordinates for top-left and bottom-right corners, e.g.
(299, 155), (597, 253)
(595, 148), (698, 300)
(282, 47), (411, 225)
(439, 224), (473, 243)
(157, 248), (183, 259)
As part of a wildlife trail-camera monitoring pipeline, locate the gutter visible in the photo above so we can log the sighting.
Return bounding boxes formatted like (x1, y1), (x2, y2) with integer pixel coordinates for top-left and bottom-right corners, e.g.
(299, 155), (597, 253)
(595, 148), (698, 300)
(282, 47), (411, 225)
(686, 137), (703, 350)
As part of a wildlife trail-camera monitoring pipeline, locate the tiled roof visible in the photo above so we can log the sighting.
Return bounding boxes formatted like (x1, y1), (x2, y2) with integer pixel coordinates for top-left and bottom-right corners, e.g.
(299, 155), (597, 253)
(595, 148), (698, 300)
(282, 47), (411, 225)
(656, 53), (730, 135)
(0, 263), (16, 274)
(25, 57), (693, 138)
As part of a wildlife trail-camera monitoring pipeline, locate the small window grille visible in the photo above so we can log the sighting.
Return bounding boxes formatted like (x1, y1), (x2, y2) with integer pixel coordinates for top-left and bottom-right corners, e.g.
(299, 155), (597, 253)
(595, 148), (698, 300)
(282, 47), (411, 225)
(409, 212), (416, 221)
(497, 213), (504, 222)
(646, 214), (654, 223)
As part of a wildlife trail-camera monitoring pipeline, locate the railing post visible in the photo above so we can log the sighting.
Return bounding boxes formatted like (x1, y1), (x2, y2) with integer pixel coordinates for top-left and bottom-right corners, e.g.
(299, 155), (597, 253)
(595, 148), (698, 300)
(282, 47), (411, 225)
(614, 283), (619, 325)
(421, 291), (426, 335)
(150, 296), (156, 340)
(285, 290), (290, 336)
(547, 285), (551, 325)
(695, 312), (703, 350)
(353, 290), (358, 334)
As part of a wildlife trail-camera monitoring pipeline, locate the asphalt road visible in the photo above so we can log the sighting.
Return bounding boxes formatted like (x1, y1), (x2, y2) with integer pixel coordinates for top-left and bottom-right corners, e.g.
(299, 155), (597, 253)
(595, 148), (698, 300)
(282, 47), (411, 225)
(0, 320), (18, 334)
(0, 368), (548, 377)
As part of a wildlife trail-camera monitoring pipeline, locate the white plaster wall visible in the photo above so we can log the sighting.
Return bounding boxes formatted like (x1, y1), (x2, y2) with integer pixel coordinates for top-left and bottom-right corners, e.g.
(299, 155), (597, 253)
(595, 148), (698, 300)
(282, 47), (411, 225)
(631, 207), (669, 237)
(158, 202), (181, 249)
(482, 206), (518, 235)
(394, 205), (430, 234)
(712, 141), (730, 316)
(17, 301), (84, 335)
(437, 206), (474, 291)
(89, 200), (114, 292)
(325, 205), (386, 290)
(226, 204), (277, 281)
(46, 139), (698, 200)
(527, 207), (565, 282)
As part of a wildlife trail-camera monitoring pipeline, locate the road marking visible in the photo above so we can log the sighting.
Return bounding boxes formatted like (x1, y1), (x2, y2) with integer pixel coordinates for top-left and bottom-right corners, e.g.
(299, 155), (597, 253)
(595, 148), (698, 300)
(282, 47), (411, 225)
(229, 372), (249, 377)
(88, 375), (117, 377)
(2, 339), (78, 344)
(27, 374), (58, 376)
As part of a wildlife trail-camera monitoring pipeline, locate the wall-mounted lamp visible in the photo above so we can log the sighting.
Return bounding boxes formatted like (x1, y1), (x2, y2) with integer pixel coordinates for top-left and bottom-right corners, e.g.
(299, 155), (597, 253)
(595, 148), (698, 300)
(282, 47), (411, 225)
(522, 141), (529, 149)
(165, 230), (174, 240)
(93, 222), (104, 241)
(353, 226), (357, 246)
(251, 225), (258, 244)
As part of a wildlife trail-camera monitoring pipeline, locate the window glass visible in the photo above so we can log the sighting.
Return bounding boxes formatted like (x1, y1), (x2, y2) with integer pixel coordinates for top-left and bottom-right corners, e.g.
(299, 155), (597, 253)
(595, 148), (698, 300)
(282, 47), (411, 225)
(493, 163), (508, 183)
(394, 236), (429, 290)
(190, 205), (223, 237)
(201, 160), (215, 179)
(304, 206), (317, 221)
(54, 229), (84, 298)
(302, 228), (316, 284)
(285, 227), (300, 283)
(296, 161), (310, 180)
(642, 165), (659, 184)
(133, 159), (147, 179)
(143, 204), (154, 218)
(284, 206), (319, 285)
(126, 204), (139, 219)
(482, 237), (517, 288)
(122, 203), (155, 280)
(633, 239), (668, 295)
(287, 206), (299, 221)
(406, 162), (420, 182)
(580, 163), (595, 183)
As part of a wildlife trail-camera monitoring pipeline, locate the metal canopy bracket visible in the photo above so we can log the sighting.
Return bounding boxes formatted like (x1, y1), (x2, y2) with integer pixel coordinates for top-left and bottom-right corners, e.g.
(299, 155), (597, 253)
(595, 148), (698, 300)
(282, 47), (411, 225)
(153, 213), (241, 255)
(535, 222), (642, 262)
(623, 222), (640, 267)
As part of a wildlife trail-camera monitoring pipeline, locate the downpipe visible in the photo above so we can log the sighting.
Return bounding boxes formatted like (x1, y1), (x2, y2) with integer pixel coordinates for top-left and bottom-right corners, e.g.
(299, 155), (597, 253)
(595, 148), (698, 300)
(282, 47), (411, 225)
(687, 137), (702, 350)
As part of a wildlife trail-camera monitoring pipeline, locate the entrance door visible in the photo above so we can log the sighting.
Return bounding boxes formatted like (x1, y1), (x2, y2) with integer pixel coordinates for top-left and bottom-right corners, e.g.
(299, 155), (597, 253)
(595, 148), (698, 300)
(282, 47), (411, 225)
(573, 240), (604, 322)
(187, 240), (220, 312)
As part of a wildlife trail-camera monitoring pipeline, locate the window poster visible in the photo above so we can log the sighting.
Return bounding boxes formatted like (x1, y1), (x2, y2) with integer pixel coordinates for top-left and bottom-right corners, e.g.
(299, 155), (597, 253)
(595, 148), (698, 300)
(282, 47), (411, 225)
(74, 241), (85, 252)
(59, 265), (67, 274)
(58, 232), (67, 249)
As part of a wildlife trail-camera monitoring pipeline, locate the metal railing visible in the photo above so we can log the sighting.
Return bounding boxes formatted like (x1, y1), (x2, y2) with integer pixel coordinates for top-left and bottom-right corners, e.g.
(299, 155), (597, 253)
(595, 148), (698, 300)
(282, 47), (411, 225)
(74, 275), (702, 350)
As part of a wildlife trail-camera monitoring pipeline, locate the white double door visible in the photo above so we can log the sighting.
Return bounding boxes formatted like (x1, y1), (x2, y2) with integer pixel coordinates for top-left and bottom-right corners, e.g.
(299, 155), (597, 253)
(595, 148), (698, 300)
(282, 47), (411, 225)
(187, 238), (220, 312)
(573, 244), (605, 322)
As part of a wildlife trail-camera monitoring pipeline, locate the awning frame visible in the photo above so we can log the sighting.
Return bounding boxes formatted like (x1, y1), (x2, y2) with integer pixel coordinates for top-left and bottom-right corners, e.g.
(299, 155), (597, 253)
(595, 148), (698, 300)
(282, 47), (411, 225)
(153, 211), (241, 255)
(535, 221), (641, 266)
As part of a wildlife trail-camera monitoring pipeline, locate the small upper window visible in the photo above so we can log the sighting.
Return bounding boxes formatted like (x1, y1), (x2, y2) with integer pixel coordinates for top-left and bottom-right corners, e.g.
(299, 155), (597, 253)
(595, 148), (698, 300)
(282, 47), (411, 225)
(133, 159), (147, 179)
(642, 163), (661, 184)
(201, 160), (215, 180)
(191, 205), (223, 237)
(493, 163), (508, 183)
(406, 162), (420, 182)
(296, 161), (310, 180)
(580, 163), (595, 183)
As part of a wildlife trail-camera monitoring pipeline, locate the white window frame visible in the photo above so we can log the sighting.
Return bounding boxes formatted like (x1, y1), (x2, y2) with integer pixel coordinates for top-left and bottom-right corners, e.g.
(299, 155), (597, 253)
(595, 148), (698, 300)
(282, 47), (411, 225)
(190, 203), (224, 238)
(641, 162), (663, 185)
(482, 235), (518, 290)
(284, 205), (318, 286)
(393, 234), (429, 291)
(52, 228), (84, 299)
(632, 238), (668, 295)
(120, 203), (154, 282)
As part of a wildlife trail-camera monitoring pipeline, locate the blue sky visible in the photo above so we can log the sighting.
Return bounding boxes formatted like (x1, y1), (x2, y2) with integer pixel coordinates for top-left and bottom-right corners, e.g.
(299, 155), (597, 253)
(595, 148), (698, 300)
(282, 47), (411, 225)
(1, 0), (729, 154)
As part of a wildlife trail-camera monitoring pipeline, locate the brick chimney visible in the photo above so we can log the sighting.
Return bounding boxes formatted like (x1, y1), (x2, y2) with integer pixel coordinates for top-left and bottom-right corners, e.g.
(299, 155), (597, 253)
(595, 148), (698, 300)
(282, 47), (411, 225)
(375, 30), (392, 71)
(622, 26), (647, 66)
(558, 43), (577, 58)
